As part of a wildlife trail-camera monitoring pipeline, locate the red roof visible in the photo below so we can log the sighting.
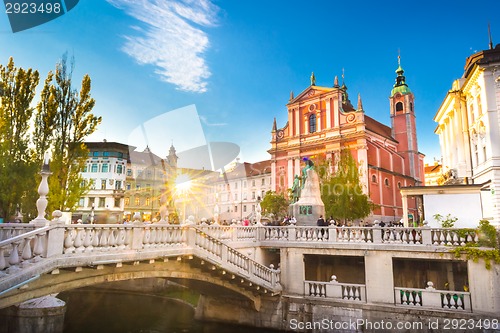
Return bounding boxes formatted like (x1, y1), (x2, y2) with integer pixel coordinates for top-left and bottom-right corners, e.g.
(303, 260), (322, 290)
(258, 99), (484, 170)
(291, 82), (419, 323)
(364, 115), (396, 142)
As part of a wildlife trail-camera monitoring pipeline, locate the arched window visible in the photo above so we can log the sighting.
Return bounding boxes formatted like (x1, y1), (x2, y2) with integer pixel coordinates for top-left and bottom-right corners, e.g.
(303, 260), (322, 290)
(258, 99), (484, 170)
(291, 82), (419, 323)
(397, 182), (401, 189)
(384, 178), (390, 186)
(396, 102), (404, 112)
(371, 175), (377, 183)
(309, 114), (316, 133)
(410, 102), (413, 112)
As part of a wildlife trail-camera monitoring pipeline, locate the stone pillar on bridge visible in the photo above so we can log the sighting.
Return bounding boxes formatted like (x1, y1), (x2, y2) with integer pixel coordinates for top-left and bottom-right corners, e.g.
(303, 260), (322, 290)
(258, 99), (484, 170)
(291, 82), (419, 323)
(0, 295), (66, 333)
(468, 260), (500, 314)
(279, 248), (305, 295)
(364, 251), (394, 304)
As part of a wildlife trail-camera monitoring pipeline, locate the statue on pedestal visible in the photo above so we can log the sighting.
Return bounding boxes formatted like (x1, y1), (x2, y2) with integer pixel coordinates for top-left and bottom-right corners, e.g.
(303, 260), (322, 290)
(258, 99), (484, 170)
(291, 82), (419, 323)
(291, 175), (301, 203)
(289, 158), (325, 226)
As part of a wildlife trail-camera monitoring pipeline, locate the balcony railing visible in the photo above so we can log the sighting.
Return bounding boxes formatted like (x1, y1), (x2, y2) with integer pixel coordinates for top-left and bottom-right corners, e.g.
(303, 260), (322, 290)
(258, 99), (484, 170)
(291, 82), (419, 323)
(395, 286), (472, 312)
(304, 278), (366, 302)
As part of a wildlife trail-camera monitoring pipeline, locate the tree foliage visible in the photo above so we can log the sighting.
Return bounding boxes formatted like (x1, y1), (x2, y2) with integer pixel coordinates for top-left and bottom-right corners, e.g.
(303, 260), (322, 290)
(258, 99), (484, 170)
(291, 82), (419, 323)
(260, 190), (289, 222)
(0, 55), (101, 220)
(321, 149), (373, 223)
(38, 54), (101, 212)
(0, 58), (40, 219)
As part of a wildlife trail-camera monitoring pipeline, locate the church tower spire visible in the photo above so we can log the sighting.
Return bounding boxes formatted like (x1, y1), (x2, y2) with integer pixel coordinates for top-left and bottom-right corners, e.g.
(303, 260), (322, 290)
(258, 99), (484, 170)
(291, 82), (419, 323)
(389, 55), (422, 185)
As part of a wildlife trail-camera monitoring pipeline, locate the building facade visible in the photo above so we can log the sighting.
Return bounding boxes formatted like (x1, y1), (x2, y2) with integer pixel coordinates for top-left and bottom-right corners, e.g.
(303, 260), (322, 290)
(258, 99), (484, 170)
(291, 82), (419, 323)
(424, 162), (442, 186)
(123, 146), (169, 222)
(269, 64), (425, 223)
(434, 43), (500, 225)
(203, 160), (272, 223)
(75, 141), (129, 223)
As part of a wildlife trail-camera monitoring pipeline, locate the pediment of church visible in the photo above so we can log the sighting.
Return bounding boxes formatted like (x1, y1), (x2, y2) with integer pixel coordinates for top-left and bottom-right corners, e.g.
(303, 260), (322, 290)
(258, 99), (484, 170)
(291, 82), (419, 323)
(287, 86), (335, 105)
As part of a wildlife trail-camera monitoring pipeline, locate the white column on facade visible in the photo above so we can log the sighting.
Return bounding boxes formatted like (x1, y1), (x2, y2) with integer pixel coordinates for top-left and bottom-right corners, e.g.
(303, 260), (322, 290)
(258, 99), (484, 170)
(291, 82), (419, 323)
(304, 115), (308, 134)
(402, 194), (409, 227)
(295, 108), (300, 136)
(294, 157), (300, 177)
(333, 99), (339, 127)
(325, 98), (331, 129)
(288, 108), (294, 137)
(448, 111), (456, 168)
(271, 161), (277, 192)
(443, 119), (451, 168)
(316, 111), (321, 132)
(357, 145), (369, 195)
(438, 126), (446, 170)
(287, 158), (293, 191)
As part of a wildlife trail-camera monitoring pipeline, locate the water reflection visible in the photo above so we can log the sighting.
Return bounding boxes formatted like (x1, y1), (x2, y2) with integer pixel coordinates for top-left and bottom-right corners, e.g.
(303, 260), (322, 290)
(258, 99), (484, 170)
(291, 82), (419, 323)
(59, 290), (279, 333)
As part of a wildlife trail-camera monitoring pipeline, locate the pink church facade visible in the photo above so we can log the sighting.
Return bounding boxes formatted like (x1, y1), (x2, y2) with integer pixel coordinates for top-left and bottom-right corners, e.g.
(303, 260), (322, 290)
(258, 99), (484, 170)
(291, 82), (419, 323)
(269, 65), (425, 223)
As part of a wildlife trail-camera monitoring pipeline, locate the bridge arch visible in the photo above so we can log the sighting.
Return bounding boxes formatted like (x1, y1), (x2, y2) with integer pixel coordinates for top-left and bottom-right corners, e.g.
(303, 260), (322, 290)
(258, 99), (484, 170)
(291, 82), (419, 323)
(0, 259), (263, 310)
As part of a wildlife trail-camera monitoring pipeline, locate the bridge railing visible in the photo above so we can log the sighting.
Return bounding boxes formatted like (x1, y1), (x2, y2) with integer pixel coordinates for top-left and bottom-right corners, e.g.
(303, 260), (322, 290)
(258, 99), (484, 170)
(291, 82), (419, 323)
(0, 224), (38, 242)
(0, 225), (51, 272)
(197, 225), (482, 248)
(192, 227), (281, 290)
(394, 286), (472, 312)
(0, 222), (282, 297)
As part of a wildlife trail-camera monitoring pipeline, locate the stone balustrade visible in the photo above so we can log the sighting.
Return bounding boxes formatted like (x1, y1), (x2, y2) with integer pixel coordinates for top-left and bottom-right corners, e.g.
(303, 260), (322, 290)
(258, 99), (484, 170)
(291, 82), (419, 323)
(192, 228), (280, 289)
(395, 285), (472, 312)
(196, 225), (483, 248)
(0, 226), (50, 274)
(304, 277), (366, 302)
(0, 222), (281, 299)
(0, 224), (37, 242)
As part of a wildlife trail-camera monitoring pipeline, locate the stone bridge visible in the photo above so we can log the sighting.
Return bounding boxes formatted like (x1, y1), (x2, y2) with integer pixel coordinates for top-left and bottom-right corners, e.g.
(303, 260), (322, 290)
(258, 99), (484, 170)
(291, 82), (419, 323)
(1, 216), (499, 326)
(0, 217), (281, 311)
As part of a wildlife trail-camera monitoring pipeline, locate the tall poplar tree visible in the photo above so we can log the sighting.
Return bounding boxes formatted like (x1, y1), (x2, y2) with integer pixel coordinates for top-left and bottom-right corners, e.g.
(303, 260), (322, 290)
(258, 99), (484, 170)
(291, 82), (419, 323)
(321, 149), (372, 223)
(35, 54), (102, 212)
(0, 58), (40, 219)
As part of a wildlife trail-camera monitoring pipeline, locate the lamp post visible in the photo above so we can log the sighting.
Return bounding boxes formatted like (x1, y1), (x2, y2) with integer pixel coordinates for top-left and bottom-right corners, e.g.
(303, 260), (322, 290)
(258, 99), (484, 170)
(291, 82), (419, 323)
(33, 155), (52, 224)
(90, 202), (95, 224)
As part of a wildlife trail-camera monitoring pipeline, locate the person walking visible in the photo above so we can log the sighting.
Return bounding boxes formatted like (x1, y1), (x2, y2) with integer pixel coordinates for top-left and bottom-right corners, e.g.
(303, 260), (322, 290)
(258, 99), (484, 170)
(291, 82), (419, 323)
(317, 215), (327, 238)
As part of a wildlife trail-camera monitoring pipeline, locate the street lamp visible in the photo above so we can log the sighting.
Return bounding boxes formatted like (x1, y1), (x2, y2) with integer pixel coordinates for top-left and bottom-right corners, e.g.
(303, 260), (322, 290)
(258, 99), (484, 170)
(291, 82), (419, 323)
(90, 202), (95, 224)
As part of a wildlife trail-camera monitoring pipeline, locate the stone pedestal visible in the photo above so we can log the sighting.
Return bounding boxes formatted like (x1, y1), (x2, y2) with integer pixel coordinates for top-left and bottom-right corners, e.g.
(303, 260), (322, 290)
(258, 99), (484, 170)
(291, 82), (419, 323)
(0, 296), (66, 333)
(290, 168), (325, 226)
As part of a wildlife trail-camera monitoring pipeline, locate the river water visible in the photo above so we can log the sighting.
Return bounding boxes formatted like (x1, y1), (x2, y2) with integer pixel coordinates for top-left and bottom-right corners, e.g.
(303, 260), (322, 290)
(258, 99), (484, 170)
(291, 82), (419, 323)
(59, 290), (279, 333)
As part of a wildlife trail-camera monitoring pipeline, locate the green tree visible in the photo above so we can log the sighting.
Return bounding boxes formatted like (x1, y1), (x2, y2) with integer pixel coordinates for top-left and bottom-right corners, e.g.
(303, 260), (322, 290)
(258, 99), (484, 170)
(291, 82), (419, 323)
(321, 149), (372, 224)
(36, 54), (102, 212)
(260, 190), (289, 223)
(0, 57), (40, 220)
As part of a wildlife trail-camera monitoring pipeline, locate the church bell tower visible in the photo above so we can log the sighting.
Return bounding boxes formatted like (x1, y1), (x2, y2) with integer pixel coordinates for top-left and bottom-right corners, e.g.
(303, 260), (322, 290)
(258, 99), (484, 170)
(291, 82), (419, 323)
(390, 56), (421, 184)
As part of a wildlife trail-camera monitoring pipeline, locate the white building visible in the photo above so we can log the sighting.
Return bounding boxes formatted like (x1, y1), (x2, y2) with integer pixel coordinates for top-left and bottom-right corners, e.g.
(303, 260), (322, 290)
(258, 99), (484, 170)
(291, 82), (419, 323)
(204, 160), (272, 223)
(434, 43), (500, 226)
(74, 141), (129, 223)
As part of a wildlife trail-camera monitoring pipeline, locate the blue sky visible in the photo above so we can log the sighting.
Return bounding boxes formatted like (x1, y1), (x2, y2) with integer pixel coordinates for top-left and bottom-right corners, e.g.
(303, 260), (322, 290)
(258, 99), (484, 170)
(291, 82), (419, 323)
(1, 0), (499, 165)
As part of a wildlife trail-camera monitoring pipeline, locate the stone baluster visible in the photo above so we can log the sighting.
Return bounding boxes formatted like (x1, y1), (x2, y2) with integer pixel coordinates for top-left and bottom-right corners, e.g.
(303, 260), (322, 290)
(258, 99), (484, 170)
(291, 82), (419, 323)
(8, 241), (21, 266)
(0, 247), (7, 270)
(21, 236), (34, 261)
(108, 228), (117, 249)
(100, 227), (110, 251)
(64, 229), (76, 254)
(83, 228), (93, 252)
(115, 227), (126, 250)
(92, 228), (100, 248)
(33, 232), (46, 259)
(73, 227), (85, 253)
